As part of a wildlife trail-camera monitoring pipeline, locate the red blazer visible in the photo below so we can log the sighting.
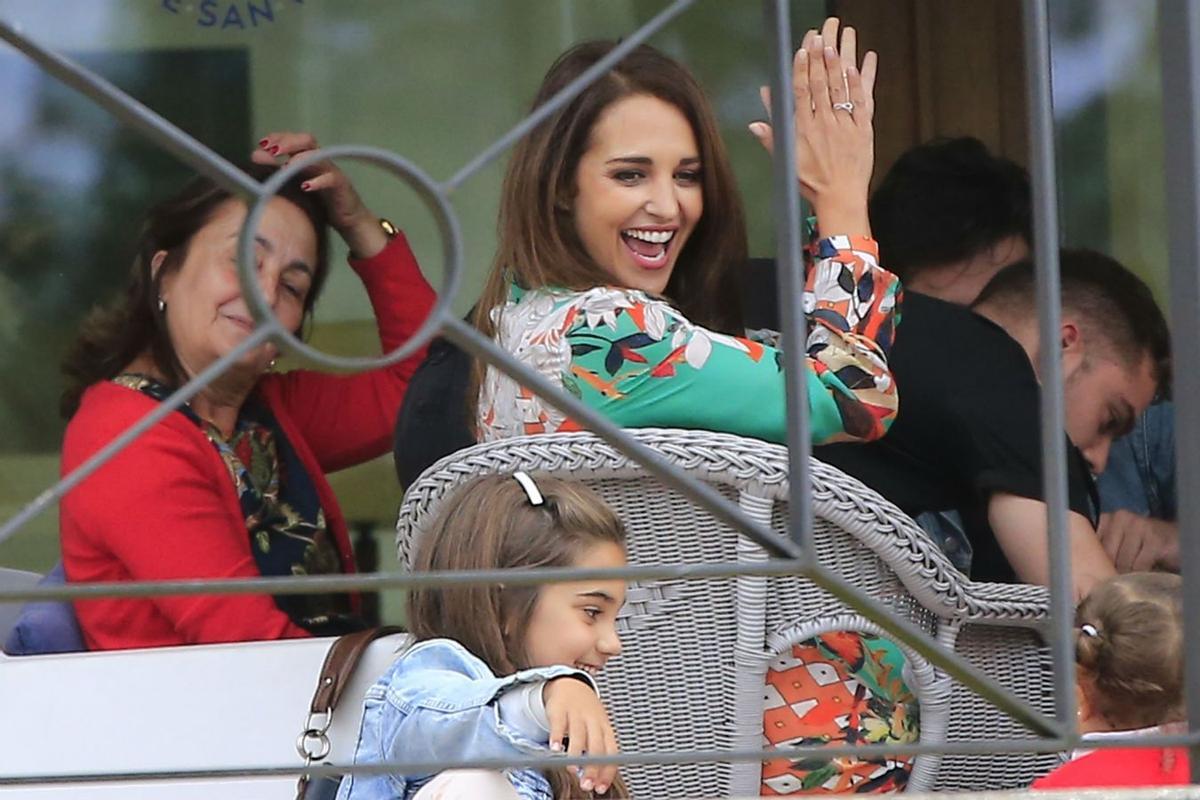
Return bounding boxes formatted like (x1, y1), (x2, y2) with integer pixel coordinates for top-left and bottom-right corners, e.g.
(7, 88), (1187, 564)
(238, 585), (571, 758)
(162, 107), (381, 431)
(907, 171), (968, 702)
(1032, 747), (1190, 790)
(61, 235), (434, 650)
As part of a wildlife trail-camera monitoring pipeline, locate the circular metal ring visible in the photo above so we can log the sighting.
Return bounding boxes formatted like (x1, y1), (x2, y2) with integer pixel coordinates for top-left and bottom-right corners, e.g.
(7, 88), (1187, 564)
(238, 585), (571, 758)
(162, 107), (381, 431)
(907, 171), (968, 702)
(296, 728), (332, 761)
(238, 144), (462, 371)
(832, 101), (855, 113)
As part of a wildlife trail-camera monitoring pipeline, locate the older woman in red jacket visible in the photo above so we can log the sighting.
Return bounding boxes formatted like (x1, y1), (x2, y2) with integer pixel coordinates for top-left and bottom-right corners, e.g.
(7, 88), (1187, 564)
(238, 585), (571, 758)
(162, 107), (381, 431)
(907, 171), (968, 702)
(59, 134), (434, 649)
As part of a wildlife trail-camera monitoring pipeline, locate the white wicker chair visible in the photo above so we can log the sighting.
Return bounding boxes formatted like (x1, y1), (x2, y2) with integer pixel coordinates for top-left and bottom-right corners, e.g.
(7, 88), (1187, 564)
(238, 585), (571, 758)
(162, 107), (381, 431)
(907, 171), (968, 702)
(396, 428), (1059, 797)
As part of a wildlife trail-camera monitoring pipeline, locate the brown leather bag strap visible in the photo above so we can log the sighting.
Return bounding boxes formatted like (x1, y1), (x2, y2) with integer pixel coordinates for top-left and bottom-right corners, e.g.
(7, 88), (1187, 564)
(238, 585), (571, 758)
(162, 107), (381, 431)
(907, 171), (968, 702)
(295, 627), (405, 800)
(309, 625), (405, 716)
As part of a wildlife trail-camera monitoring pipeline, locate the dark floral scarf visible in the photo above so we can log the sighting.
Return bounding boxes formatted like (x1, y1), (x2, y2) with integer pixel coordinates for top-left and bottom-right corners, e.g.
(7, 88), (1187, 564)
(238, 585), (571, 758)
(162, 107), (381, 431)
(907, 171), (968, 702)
(114, 374), (365, 636)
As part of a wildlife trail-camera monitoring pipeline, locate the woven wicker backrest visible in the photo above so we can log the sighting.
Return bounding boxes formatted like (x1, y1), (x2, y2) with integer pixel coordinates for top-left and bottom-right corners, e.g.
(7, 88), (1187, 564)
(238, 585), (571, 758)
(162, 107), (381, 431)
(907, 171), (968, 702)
(396, 428), (1059, 796)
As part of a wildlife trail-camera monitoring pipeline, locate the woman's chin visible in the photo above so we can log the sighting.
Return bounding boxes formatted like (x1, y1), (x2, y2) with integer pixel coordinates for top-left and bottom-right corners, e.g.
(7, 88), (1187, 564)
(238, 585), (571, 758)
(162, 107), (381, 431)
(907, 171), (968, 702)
(221, 347), (275, 376)
(610, 263), (674, 296)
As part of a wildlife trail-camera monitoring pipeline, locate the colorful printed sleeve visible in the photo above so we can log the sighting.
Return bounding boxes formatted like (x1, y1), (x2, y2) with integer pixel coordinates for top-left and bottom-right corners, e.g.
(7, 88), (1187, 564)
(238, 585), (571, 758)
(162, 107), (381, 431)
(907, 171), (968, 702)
(557, 236), (900, 445)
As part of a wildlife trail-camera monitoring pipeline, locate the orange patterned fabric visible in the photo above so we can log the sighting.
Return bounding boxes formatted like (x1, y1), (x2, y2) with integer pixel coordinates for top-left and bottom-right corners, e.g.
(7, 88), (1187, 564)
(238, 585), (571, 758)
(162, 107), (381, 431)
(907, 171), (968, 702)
(761, 632), (919, 794)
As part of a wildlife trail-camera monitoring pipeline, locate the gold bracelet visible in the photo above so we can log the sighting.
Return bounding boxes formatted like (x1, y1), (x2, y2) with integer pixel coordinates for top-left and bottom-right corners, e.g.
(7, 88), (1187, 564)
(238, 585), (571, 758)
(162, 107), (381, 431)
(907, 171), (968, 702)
(379, 218), (399, 239)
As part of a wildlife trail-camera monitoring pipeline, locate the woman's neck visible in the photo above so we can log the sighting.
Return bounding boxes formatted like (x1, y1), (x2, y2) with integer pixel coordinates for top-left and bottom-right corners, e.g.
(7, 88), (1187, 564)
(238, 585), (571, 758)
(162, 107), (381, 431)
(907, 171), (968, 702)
(123, 353), (257, 438)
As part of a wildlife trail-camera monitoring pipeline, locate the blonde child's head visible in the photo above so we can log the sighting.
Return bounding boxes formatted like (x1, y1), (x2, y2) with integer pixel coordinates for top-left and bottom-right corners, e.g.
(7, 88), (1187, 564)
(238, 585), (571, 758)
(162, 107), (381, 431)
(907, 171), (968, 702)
(1076, 571), (1184, 731)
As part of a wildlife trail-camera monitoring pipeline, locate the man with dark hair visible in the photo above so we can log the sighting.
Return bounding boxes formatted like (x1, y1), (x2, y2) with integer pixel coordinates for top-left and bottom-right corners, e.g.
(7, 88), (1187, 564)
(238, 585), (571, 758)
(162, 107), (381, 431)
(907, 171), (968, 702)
(972, 253), (1170, 465)
(867, 137), (1180, 581)
(817, 249), (1167, 596)
(869, 136), (1032, 303)
(739, 137), (1030, 333)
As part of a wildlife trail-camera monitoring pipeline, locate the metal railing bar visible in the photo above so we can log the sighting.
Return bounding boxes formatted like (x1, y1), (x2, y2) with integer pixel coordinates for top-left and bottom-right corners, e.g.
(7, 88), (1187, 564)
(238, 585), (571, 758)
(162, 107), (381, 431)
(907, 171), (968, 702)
(0, 325), (278, 546)
(0, 19), (262, 199)
(1021, 0), (1076, 734)
(439, 316), (805, 562)
(1156, 0), (1200, 783)
(0, 0), (1100, 772)
(762, 0), (814, 553)
(0, 560), (810, 603)
(0, 557), (1056, 741)
(440, 0), (696, 195)
(808, 562), (1060, 738)
(14, 730), (1200, 788)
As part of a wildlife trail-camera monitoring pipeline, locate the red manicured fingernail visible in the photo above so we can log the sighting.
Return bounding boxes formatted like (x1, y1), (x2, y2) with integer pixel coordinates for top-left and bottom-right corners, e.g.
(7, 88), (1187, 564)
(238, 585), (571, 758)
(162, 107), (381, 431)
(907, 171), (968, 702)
(259, 138), (270, 148)
(301, 182), (312, 191)
(270, 145), (280, 155)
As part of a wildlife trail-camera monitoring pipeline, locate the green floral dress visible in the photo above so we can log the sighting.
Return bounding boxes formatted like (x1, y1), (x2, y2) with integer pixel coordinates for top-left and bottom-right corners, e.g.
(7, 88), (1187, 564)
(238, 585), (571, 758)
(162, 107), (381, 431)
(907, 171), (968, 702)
(478, 235), (901, 445)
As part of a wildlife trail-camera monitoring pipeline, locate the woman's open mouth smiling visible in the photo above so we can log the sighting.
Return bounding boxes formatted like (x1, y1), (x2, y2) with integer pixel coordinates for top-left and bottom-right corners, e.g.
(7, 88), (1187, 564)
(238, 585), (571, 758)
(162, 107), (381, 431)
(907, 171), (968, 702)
(621, 227), (676, 270)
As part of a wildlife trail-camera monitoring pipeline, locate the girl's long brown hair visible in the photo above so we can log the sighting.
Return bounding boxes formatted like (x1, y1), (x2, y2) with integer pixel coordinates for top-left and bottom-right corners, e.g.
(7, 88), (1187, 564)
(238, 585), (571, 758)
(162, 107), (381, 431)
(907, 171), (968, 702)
(1076, 571), (1184, 730)
(469, 40), (748, 427)
(59, 163), (330, 419)
(408, 474), (629, 799)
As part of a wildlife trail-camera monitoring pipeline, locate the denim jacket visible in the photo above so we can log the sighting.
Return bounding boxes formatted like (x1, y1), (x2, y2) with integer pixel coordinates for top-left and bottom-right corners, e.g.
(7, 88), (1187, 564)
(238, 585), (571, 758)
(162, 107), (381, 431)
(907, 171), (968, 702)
(336, 638), (594, 800)
(1097, 400), (1176, 520)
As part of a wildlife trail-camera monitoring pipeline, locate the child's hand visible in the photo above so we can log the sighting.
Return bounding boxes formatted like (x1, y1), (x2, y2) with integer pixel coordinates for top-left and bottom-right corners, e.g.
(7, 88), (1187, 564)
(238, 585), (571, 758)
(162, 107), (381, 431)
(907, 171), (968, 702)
(545, 676), (619, 795)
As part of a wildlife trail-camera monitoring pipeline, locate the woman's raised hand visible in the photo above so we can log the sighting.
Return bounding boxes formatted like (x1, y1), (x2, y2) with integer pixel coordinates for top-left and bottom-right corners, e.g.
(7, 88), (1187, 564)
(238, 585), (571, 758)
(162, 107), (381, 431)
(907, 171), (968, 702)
(749, 17), (877, 236)
(252, 132), (389, 259)
(545, 676), (620, 795)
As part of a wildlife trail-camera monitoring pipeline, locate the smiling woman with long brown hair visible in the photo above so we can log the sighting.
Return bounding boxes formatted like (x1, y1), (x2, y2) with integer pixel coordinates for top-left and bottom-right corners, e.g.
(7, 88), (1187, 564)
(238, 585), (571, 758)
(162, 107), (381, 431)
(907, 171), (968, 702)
(470, 21), (900, 448)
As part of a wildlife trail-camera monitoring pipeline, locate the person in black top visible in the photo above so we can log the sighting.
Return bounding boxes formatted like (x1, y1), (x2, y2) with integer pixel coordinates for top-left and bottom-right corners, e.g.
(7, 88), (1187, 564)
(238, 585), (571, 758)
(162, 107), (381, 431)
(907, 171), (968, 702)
(842, 137), (1034, 573)
(818, 250), (1168, 596)
(867, 136), (1032, 304)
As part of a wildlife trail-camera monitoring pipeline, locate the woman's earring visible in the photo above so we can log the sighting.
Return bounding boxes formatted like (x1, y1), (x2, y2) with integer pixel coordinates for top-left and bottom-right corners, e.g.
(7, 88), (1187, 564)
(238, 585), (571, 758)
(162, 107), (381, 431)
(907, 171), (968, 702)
(268, 358), (277, 370)
(156, 296), (166, 313)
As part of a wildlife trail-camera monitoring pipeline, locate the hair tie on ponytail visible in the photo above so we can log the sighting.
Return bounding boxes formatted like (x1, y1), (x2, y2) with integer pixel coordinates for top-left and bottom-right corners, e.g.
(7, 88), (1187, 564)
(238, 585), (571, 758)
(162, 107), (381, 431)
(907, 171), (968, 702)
(1080, 623), (1100, 638)
(512, 471), (545, 506)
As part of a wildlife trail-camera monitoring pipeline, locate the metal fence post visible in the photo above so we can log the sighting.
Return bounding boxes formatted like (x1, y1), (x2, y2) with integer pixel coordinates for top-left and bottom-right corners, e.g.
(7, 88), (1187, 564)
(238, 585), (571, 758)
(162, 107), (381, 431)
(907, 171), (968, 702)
(762, 0), (814, 556)
(1157, 0), (1200, 782)
(1021, 0), (1077, 738)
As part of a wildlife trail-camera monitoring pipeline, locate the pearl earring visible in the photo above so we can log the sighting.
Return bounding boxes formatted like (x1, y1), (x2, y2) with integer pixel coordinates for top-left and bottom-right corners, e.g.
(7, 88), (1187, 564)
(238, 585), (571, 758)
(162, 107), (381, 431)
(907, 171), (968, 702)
(157, 296), (166, 313)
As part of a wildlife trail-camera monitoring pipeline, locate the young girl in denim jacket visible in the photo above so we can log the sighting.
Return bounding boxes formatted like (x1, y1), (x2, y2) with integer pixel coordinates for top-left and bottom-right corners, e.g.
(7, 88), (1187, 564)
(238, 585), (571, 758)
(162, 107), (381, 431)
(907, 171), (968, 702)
(1032, 572), (1187, 789)
(338, 473), (627, 800)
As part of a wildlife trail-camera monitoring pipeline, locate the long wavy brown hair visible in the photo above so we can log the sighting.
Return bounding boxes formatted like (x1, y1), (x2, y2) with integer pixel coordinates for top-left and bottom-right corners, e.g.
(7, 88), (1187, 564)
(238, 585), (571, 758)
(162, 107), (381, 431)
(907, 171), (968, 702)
(468, 40), (748, 427)
(59, 163), (330, 419)
(408, 474), (629, 799)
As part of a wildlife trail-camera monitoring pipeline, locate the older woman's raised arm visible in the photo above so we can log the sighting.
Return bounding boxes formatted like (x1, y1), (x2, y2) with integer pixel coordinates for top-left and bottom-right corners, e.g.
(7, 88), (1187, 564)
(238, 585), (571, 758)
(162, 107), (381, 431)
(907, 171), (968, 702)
(251, 133), (436, 473)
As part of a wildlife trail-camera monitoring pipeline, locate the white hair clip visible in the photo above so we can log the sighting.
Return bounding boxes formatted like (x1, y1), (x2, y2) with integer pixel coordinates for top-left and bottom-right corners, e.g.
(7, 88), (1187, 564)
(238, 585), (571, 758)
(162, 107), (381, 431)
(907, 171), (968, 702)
(512, 471), (544, 506)
(1080, 623), (1100, 638)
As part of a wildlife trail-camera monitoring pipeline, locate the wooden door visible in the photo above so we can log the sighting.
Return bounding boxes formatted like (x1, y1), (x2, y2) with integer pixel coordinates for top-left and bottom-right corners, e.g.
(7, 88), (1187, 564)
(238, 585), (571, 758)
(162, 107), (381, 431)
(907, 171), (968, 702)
(832, 0), (1030, 183)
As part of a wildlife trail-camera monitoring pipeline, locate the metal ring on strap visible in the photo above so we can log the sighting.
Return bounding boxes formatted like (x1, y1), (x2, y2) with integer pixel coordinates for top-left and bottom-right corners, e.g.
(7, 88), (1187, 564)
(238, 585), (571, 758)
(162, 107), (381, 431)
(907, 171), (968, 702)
(296, 728), (332, 763)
